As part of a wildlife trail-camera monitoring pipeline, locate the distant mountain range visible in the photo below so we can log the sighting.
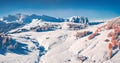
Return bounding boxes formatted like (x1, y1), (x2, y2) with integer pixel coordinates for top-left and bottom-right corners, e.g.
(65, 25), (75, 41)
(1, 13), (89, 24)
(0, 13), (89, 33)
(2, 14), (65, 23)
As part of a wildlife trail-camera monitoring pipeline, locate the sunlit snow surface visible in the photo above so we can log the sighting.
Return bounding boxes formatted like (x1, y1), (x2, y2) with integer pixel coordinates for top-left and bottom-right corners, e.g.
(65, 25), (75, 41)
(0, 18), (120, 63)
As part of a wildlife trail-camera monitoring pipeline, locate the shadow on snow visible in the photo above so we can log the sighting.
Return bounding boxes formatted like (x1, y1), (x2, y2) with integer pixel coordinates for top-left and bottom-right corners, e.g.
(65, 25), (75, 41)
(0, 39), (31, 55)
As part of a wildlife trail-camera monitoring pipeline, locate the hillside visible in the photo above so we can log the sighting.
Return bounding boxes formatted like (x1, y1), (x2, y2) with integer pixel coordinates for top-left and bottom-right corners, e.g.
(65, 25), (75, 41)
(0, 16), (120, 63)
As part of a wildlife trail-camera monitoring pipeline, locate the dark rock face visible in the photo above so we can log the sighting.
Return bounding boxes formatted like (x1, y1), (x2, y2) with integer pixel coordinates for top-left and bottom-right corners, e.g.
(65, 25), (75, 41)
(3, 15), (19, 22)
(0, 21), (22, 33)
(23, 14), (64, 23)
(22, 14), (41, 23)
(69, 16), (89, 24)
(41, 15), (64, 22)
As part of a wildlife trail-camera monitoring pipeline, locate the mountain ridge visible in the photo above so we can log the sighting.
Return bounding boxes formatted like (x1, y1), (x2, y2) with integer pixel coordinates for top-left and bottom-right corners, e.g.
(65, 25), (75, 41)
(1, 13), (89, 24)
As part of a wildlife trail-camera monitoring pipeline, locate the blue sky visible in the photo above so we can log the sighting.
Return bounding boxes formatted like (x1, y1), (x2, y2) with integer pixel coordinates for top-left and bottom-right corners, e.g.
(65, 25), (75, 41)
(0, 0), (120, 20)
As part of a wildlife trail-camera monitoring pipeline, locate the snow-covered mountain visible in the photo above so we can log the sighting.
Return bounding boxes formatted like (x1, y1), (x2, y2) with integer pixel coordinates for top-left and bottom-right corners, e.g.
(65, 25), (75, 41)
(0, 15), (120, 63)
(0, 14), (90, 33)
(69, 16), (89, 24)
(2, 14), (89, 24)
(2, 14), (65, 23)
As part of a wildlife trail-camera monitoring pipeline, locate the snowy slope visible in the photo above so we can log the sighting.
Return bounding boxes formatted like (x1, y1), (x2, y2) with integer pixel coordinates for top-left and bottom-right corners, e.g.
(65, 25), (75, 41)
(39, 22), (120, 63)
(0, 17), (120, 63)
